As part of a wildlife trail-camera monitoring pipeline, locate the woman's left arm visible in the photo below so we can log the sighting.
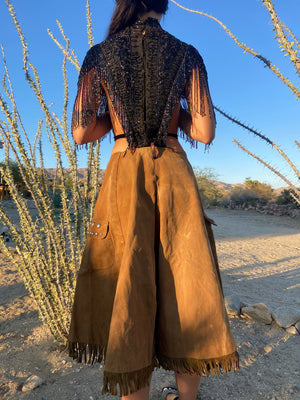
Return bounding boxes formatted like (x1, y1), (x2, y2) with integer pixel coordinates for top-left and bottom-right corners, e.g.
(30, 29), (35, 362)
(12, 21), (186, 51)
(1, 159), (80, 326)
(71, 46), (111, 145)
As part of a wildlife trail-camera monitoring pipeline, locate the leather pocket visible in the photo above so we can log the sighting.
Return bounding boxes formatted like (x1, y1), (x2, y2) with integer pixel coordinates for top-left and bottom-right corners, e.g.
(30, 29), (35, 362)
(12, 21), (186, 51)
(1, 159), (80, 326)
(82, 220), (115, 271)
(87, 220), (109, 239)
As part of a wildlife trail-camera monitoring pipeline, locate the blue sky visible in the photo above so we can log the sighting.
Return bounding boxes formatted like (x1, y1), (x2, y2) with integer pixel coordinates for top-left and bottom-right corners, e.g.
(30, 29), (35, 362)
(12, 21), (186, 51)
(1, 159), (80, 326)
(0, 0), (299, 188)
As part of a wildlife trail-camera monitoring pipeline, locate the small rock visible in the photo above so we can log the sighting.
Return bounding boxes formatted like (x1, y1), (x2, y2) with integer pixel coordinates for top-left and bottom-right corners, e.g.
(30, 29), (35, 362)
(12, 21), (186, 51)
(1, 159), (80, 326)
(264, 345), (272, 354)
(272, 306), (300, 328)
(285, 326), (298, 335)
(241, 303), (272, 324)
(22, 375), (44, 392)
(225, 294), (241, 316)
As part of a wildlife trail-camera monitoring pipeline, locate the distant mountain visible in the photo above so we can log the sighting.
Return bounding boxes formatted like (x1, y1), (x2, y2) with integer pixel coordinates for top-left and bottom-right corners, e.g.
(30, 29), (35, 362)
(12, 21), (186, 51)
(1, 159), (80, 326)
(211, 180), (287, 194)
(45, 168), (106, 182)
(211, 180), (244, 192)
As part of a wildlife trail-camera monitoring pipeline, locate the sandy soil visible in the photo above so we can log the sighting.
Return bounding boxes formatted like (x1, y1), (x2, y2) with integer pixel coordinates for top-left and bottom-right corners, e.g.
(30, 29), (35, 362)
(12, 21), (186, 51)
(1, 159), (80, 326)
(0, 208), (299, 400)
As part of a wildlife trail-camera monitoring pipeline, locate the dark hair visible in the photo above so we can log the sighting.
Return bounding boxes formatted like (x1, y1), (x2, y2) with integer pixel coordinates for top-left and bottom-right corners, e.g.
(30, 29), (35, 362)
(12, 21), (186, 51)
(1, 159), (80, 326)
(107, 0), (169, 38)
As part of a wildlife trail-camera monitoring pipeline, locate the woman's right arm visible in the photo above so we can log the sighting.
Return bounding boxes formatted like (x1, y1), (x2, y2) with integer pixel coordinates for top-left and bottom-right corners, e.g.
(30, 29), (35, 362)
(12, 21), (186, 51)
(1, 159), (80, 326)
(178, 104), (215, 145)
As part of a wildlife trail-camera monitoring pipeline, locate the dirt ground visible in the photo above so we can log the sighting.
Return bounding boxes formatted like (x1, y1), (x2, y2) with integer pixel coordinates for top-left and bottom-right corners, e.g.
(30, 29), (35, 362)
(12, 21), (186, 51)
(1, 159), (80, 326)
(0, 207), (299, 400)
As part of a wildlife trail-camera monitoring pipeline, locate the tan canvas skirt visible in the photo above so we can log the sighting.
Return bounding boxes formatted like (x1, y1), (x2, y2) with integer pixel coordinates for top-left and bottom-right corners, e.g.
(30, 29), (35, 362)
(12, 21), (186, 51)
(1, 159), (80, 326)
(68, 146), (239, 396)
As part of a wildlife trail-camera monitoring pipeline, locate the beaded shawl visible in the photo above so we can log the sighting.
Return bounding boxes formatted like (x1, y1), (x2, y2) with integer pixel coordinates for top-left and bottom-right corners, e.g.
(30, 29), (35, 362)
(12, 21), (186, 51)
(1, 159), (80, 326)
(72, 17), (215, 149)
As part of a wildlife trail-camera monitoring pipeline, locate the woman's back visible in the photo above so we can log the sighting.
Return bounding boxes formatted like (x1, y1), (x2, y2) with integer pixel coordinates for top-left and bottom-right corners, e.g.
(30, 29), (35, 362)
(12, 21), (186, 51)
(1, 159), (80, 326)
(72, 17), (215, 149)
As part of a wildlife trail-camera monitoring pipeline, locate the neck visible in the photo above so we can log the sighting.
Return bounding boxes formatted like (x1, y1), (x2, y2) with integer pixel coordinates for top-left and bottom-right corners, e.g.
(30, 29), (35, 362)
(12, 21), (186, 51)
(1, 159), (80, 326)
(139, 11), (163, 22)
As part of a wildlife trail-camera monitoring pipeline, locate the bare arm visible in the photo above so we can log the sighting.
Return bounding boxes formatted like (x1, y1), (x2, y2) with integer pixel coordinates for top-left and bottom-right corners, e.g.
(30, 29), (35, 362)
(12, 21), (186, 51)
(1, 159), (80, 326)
(181, 48), (216, 145)
(179, 105), (215, 145)
(72, 111), (112, 145)
(71, 49), (111, 145)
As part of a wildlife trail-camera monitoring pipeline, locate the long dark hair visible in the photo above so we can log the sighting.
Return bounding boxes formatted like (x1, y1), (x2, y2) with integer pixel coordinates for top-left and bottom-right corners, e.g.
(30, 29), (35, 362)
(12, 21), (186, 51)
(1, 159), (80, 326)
(107, 0), (169, 38)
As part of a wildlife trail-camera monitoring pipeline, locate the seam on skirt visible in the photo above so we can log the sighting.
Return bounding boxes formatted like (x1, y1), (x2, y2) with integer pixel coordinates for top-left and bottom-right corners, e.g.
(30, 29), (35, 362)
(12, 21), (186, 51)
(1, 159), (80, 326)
(115, 151), (125, 243)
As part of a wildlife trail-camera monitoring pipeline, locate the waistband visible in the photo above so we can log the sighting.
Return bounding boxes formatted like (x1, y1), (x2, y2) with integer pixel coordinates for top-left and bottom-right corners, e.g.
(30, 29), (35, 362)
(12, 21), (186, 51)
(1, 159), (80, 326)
(113, 134), (181, 160)
(113, 133), (178, 141)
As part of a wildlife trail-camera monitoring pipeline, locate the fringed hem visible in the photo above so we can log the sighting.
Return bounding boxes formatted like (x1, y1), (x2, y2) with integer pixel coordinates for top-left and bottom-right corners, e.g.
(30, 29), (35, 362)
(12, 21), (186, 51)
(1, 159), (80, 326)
(158, 351), (240, 377)
(68, 341), (104, 364)
(102, 361), (157, 397)
(68, 343), (239, 395)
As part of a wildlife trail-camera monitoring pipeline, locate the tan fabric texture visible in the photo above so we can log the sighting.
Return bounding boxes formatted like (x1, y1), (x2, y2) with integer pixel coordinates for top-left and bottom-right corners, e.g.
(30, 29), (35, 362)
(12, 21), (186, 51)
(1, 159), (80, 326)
(68, 146), (239, 396)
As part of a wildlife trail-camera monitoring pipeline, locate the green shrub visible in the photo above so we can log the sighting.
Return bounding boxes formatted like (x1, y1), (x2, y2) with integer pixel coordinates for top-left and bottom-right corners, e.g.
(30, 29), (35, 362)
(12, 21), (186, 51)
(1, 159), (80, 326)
(193, 167), (224, 207)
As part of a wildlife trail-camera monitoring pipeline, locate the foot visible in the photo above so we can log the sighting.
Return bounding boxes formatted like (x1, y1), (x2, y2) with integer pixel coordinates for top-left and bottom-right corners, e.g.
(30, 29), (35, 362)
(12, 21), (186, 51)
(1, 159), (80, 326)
(161, 387), (179, 400)
(166, 395), (178, 400)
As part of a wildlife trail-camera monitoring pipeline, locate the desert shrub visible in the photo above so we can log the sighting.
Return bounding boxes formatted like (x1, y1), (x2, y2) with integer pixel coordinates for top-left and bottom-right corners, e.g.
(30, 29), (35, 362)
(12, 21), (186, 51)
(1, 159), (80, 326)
(221, 186), (259, 207)
(193, 167), (224, 207)
(276, 189), (300, 208)
(244, 178), (274, 202)
(51, 189), (62, 209)
(0, 160), (24, 185)
(221, 178), (275, 208)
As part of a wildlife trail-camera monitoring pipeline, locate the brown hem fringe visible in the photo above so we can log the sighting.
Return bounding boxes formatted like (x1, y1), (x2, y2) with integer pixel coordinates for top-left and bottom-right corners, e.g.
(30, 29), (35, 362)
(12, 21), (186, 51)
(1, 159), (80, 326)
(68, 341), (105, 364)
(68, 341), (239, 396)
(102, 362), (157, 397)
(158, 351), (240, 377)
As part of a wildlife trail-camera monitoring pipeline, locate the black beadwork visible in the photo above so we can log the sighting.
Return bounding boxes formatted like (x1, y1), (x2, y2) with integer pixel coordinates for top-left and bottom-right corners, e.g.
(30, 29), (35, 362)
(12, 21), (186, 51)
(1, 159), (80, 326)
(72, 17), (215, 149)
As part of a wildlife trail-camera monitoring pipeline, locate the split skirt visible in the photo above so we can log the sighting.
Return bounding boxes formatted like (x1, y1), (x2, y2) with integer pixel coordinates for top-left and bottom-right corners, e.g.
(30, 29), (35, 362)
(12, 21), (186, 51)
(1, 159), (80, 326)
(68, 146), (239, 396)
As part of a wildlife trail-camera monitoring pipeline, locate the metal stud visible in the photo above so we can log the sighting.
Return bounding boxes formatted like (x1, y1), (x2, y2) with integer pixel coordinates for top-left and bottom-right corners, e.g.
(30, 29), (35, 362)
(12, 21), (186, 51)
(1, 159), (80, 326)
(97, 223), (101, 228)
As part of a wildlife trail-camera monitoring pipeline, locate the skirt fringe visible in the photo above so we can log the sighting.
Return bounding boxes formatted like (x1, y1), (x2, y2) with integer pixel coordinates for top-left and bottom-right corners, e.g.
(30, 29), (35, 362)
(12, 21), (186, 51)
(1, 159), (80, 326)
(102, 362), (157, 396)
(68, 341), (104, 364)
(158, 351), (240, 377)
(68, 340), (240, 396)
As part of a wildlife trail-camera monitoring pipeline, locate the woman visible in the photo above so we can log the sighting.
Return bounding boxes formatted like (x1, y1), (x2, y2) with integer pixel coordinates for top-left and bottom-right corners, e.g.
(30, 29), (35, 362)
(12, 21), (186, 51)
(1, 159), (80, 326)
(68, 1), (239, 399)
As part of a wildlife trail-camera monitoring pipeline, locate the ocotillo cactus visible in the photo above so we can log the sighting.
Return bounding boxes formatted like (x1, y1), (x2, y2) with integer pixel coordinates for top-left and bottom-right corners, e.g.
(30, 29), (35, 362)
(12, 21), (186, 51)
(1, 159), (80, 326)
(0, 0), (101, 341)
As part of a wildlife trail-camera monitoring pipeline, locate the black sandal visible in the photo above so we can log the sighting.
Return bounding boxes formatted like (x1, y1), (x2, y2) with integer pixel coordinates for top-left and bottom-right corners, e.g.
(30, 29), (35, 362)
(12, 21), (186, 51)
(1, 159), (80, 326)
(161, 387), (179, 400)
